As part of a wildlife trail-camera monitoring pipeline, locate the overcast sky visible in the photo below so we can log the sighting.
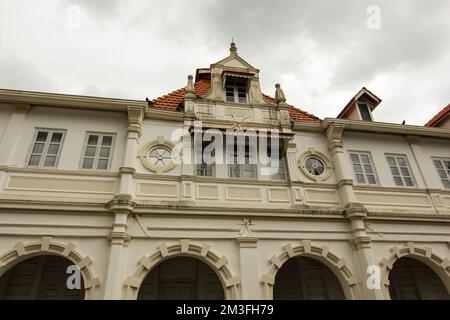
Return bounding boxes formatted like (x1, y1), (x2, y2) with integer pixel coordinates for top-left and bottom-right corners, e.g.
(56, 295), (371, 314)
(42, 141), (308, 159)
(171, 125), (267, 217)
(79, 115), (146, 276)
(0, 0), (449, 125)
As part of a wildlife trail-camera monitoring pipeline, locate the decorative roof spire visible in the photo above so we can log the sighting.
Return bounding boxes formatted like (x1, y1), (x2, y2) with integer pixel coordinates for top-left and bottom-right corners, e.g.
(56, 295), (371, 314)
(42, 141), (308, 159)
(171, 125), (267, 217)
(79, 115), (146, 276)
(275, 83), (286, 104)
(230, 40), (238, 55)
(185, 75), (195, 99)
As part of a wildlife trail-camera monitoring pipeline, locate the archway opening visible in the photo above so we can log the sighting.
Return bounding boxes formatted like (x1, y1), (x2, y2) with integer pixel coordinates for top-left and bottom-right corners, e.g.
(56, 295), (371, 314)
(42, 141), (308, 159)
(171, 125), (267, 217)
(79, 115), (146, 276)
(137, 256), (225, 300)
(0, 255), (85, 300)
(273, 256), (345, 300)
(388, 257), (449, 300)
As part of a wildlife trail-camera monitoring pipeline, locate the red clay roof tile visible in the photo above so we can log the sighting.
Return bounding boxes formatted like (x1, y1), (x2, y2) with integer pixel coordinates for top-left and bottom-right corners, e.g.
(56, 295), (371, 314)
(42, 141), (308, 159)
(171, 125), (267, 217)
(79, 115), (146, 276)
(149, 79), (320, 122)
(425, 103), (450, 127)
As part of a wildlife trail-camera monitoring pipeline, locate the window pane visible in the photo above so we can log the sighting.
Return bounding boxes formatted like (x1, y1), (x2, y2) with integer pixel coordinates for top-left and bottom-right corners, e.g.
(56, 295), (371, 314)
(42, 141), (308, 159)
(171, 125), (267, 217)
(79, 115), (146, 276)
(356, 174), (365, 184)
(32, 143), (45, 154)
(444, 161), (450, 169)
(390, 167), (400, 176)
(364, 164), (373, 174)
(51, 132), (63, 143)
(434, 160), (443, 169)
(353, 164), (363, 173)
(400, 167), (410, 176)
(97, 159), (108, 170)
(28, 155), (41, 166)
(87, 135), (99, 145)
(358, 103), (372, 121)
(443, 180), (450, 189)
(36, 131), (48, 142)
(82, 158), (94, 169)
(404, 177), (414, 186)
(367, 175), (376, 185)
(393, 176), (403, 186)
(438, 170), (447, 179)
(229, 165), (241, 178)
(102, 136), (113, 146)
(47, 144), (59, 155)
(397, 158), (406, 167)
(43, 156), (57, 167)
(387, 157), (396, 166)
(350, 154), (360, 163)
(360, 154), (370, 164)
(99, 147), (110, 158)
(85, 146), (96, 157)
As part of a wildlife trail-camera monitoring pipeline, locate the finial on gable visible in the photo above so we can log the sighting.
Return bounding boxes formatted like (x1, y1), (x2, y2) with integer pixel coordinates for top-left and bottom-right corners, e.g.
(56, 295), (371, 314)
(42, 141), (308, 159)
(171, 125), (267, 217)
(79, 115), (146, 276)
(185, 75), (195, 99)
(275, 83), (286, 104)
(230, 40), (238, 55)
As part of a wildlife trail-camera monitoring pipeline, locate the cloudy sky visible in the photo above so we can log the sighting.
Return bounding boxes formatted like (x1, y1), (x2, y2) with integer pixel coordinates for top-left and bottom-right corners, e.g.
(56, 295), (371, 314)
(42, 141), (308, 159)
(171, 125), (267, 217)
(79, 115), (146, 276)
(0, 0), (449, 125)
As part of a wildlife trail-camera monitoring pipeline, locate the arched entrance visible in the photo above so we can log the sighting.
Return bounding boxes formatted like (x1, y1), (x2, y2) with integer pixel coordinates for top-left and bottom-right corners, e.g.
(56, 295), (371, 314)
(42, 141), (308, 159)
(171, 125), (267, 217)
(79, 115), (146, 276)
(137, 256), (224, 300)
(0, 255), (84, 300)
(388, 257), (450, 300)
(273, 256), (345, 300)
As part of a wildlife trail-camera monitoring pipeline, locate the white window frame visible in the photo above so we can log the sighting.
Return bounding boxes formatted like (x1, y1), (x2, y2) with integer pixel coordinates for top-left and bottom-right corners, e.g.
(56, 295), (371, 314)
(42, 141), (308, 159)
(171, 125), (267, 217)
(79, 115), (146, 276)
(385, 154), (416, 187)
(26, 128), (66, 168)
(80, 132), (116, 171)
(224, 78), (249, 104)
(432, 157), (450, 189)
(356, 102), (373, 121)
(349, 151), (378, 185)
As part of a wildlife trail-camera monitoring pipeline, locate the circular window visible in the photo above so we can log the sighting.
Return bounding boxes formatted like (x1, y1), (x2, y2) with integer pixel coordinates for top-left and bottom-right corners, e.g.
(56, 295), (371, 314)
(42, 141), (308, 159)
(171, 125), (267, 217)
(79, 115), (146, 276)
(148, 147), (172, 168)
(304, 157), (325, 176)
(298, 148), (333, 182)
(138, 137), (177, 174)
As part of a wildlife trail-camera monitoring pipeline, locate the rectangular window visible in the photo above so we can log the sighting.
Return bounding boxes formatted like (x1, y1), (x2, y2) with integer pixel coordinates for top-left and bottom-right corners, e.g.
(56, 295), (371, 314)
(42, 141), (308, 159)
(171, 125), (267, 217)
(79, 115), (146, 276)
(349, 151), (377, 185)
(386, 154), (415, 187)
(432, 158), (450, 189)
(27, 129), (65, 168)
(358, 103), (372, 121)
(224, 78), (248, 103)
(228, 139), (257, 179)
(81, 133), (114, 170)
(195, 141), (215, 177)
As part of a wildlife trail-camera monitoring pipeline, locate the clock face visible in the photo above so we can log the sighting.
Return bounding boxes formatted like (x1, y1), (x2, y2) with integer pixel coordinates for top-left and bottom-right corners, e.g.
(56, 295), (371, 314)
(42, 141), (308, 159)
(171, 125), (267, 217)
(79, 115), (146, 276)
(305, 157), (325, 176)
(148, 147), (172, 168)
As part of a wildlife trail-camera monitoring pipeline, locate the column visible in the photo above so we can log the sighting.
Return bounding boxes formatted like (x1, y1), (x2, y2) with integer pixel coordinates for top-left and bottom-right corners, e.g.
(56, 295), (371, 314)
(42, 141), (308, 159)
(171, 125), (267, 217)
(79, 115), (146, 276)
(103, 194), (135, 299)
(237, 237), (262, 299)
(325, 123), (384, 299)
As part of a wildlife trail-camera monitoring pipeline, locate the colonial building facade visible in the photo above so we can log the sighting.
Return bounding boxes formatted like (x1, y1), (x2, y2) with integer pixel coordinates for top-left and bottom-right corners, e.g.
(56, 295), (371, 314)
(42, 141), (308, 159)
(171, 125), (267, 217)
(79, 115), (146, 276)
(0, 43), (449, 300)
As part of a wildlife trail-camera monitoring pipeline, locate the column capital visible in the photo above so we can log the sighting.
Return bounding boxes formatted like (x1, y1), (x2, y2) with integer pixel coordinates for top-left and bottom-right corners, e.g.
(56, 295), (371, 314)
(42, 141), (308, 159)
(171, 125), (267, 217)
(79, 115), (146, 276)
(108, 193), (136, 214)
(343, 202), (368, 219)
(127, 105), (145, 137)
(107, 231), (131, 246)
(236, 237), (258, 248)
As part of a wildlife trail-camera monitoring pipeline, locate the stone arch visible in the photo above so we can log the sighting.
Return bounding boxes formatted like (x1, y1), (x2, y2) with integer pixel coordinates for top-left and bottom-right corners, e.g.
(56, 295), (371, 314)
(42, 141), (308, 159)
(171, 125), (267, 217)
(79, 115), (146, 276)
(261, 240), (358, 299)
(124, 239), (241, 300)
(0, 237), (100, 300)
(379, 243), (450, 299)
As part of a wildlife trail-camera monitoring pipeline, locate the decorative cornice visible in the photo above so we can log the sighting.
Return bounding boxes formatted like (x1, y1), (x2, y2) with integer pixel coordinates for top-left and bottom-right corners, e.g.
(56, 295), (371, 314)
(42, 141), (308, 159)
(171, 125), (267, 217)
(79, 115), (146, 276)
(0, 88), (145, 112)
(322, 118), (450, 140)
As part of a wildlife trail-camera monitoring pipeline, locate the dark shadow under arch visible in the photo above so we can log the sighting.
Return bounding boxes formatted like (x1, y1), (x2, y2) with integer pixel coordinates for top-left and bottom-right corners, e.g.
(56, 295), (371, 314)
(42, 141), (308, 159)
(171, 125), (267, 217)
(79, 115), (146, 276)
(0, 254), (85, 300)
(273, 256), (345, 300)
(389, 257), (450, 300)
(137, 256), (224, 300)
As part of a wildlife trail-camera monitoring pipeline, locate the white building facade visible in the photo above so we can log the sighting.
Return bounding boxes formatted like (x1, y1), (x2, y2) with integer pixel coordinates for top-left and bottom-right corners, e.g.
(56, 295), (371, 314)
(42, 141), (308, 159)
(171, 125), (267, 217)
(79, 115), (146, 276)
(0, 43), (449, 300)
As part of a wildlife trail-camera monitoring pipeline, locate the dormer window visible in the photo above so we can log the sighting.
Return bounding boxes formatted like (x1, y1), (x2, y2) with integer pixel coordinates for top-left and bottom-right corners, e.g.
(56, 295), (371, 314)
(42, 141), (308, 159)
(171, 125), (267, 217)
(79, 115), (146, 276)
(358, 102), (373, 121)
(225, 78), (248, 103)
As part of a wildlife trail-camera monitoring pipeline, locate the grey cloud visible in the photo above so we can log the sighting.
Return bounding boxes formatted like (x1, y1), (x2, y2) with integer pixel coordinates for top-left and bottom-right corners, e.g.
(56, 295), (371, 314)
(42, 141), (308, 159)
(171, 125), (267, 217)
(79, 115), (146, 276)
(0, 55), (59, 92)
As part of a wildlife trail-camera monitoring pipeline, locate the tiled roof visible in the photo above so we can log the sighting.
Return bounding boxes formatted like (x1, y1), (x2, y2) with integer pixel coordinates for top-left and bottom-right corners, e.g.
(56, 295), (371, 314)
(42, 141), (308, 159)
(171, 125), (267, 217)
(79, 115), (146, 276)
(425, 103), (450, 127)
(148, 79), (320, 122)
(262, 94), (320, 122)
(149, 79), (211, 111)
